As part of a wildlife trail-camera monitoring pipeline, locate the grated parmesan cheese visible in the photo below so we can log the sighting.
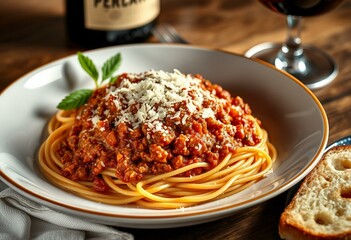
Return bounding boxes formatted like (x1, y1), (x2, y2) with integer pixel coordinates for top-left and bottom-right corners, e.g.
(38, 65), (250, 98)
(202, 108), (215, 119)
(91, 115), (100, 126)
(89, 70), (223, 134)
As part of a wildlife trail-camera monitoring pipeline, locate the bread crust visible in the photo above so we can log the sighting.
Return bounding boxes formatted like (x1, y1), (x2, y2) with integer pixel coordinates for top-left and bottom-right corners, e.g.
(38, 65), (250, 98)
(279, 145), (351, 240)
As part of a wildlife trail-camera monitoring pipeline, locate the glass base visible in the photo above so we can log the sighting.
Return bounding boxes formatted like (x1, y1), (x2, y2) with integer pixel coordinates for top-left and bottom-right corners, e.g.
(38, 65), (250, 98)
(244, 42), (338, 90)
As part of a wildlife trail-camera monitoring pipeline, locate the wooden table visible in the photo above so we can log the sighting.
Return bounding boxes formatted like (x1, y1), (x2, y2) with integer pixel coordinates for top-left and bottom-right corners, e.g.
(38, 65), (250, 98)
(1, 0), (350, 239)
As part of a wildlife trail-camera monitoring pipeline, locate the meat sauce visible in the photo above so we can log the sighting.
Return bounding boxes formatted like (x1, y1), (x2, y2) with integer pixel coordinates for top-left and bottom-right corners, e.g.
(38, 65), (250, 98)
(57, 70), (261, 191)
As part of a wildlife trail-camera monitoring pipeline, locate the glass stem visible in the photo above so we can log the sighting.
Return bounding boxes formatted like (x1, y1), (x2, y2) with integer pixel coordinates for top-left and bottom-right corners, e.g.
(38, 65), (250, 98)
(275, 15), (309, 77)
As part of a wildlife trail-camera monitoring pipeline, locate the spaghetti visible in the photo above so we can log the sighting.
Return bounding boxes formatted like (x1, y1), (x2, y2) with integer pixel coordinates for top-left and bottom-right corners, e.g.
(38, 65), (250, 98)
(39, 69), (277, 209)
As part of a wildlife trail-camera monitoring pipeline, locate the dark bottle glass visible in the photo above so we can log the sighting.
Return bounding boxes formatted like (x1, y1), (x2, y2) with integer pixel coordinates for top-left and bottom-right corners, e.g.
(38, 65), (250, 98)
(65, 0), (160, 48)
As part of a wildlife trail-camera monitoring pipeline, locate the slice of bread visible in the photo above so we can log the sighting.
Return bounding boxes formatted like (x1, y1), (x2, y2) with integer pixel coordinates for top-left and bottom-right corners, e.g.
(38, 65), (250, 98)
(279, 145), (351, 240)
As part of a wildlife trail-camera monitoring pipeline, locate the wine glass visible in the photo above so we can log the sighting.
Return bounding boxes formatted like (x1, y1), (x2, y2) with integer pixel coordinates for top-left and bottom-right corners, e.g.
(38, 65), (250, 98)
(244, 0), (344, 90)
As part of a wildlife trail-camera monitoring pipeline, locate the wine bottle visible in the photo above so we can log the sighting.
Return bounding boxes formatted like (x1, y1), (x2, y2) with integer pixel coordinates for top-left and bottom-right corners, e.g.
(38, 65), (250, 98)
(65, 0), (160, 48)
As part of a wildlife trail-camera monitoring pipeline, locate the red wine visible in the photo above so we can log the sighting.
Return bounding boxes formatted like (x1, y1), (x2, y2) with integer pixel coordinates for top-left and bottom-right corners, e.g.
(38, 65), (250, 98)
(259, 0), (343, 16)
(65, 0), (160, 48)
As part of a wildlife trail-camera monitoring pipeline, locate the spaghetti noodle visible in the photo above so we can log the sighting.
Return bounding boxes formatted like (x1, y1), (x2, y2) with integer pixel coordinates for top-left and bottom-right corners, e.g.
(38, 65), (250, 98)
(39, 69), (277, 209)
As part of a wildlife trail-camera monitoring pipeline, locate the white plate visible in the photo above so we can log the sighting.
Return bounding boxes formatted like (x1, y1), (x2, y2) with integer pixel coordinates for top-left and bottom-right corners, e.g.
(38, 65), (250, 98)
(0, 44), (328, 228)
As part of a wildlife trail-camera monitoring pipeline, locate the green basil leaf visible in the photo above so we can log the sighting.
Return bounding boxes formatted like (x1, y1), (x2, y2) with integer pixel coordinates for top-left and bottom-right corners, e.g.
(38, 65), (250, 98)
(77, 52), (99, 87)
(109, 75), (119, 84)
(102, 52), (122, 83)
(57, 89), (93, 110)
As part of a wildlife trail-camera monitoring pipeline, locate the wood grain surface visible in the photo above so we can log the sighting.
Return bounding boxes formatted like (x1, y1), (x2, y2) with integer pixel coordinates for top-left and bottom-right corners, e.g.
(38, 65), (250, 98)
(1, 0), (350, 239)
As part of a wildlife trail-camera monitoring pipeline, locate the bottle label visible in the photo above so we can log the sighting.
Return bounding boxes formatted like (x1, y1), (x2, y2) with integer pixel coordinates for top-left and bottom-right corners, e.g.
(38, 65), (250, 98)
(84, 0), (160, 30)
